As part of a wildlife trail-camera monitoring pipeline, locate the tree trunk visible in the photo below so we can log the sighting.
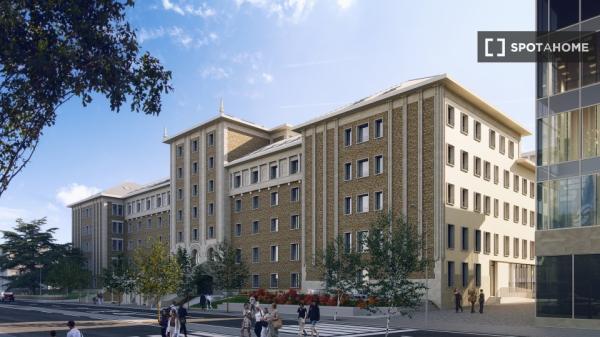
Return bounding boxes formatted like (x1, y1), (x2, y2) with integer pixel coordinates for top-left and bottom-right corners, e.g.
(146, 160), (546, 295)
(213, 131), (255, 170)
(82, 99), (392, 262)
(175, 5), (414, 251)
(385, 307), (391, 337)
(157, 298), (161, 321)
(334, 294), (340, 321)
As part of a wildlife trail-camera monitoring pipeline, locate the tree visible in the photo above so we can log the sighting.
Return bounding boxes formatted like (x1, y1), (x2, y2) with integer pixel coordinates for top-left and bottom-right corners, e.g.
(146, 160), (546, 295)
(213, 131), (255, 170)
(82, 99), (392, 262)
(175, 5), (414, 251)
(0, 0), (172, 196)
(205, 242), (249, 312)
(192, 263), (213, 296)
(133, 240), (180, 319)
(364, 214), (428, 337)
(102, 254), (136, 304)
(46, 245), (91, 294)
(176, 247), (195, 306)
(0, 218), (58, 293)
(317, 236), (365, 321)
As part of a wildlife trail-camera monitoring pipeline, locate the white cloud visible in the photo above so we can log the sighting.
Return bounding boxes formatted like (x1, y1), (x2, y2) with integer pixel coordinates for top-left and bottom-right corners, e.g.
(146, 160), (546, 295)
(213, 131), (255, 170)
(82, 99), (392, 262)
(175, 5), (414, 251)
(337, 0), (353, 10)
(235, 0), (316, 24)
(162, 0), (216, 17)
(56, 183), (100, 206)
(138, 26), (214, 48)
(200, 66), (231, 80)
(138, 27), (167, 43)
(261, 72), (274, 83)
(168, 26), (194, 47)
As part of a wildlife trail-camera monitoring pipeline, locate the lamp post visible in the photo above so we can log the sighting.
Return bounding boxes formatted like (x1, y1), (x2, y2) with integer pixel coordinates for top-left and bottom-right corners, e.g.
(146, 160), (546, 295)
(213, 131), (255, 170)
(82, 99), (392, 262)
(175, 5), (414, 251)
(34, 264), (43, 296)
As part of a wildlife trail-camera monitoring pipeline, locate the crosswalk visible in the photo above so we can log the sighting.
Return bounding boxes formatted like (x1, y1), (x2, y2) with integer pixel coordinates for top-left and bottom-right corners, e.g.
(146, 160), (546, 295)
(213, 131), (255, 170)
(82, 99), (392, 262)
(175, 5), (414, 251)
(279, 323), (416, 337)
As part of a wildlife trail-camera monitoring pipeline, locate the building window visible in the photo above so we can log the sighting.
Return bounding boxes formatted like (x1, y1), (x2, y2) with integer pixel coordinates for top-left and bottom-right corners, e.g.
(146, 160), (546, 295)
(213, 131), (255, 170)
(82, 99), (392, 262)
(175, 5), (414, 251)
(493, 165), (499, 184)
(522, 208), (528, 226)
(233, 174), (242, 188)
(447, 261), (455, 287)
(234, 199), (242, 212)
(461, 227), (469, 251)
(494, 198), (499, 217)
(252, 274), (260, 288)
(270, 245), (279, 262)
(514, 205), (520, 223)
(290, 243), (299, 261)
(177, 231), (183, 243)
(344, 196), (352, 215)
(489, 129), (496, 149)
(252, 247), (259, 263)
(177, 145), (183, 157)
(514, 238), (519, 258)
(252, 221), (259, 234)
(235, 223), (242, 236)
(192, 162), (198, 174)
(375, 155), (383, 174)
(460, 113), (468, 134)
(503, 202), (510, 220)
(474, 121), (481, 141)
(112, 239), (123, 252)
(344, 162), (352, 181)
(537, 255), (573, 318)
(193, 228), (198, 241)
(291, 214), (300, 229)
(475, 230), (481, 252)
(583, 104), (600, 159)
(375, 191), (383, 211)
(208, 180), (214, 192)
(530, 181), (535, 198)
(207, 132), (214, 146)
(446, 184), (455, 205)
(270, 192), (279, 206)
(499, 135), (505, 154)
(447, 105), (455, 127)
(513, 175), (520, 193)
(344, 128), (352, 146)
(447, 144), (455, 166)
(447, 224), (455, 249)
(208, 226), (215, 239)
(375, 119), (383, 138)
(251, 168), (259, 184)
(357, 123), (369, 143)
(192, 139), (198, 152)
(530, 241), (535, 260)
(474, 192), (481, 213)
(503, 236), (510, 257)
(460, 188), (468, 209)
(522, 240), (528, 259)
(270, 273), (279, 288)
(493, 234), (499, 255)
(460, 151), (468, 172)
(483, 161), (490, 180)
(462, 263), (469, 287)
(508, 140), (515, 159)
(484, 195), (491, 215)
(208, 156), (214, 169)
(270, 218), (279, 232)
(291, 187), (300, 202)
(192, 206), (198, 218)
(252, 195), (259, 209)
(474, 157), (481, 177)
(538, 109), (580, 165)
(269, 163), (278, 179)
(530, 210), (535, 228)
(112, 221), (123, 234)
(484, 232), (491, 254)
(503, 170), (510, 189)
(357, 159), (369, 178)
(357, 194), (369, 213)
(343, 232), (352, 253)
(290, 157), (299, 174)
(192, 184), (198, 196)
(522, 178), (528, 196)
(475, 264), (481, 287)
(208, 203), (214, 216)
(291, 273), (300, 288)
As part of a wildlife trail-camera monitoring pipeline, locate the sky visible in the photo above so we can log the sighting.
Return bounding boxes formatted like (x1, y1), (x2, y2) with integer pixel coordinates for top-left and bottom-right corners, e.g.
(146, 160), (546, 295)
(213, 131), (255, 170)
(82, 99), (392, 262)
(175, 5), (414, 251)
(0, 0), (536, 243)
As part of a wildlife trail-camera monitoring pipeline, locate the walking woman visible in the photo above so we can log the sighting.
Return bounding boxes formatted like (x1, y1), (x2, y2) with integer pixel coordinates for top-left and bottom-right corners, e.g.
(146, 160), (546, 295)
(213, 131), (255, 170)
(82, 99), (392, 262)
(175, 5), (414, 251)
(269, 303), (282, 337)
(254, 304), (265, 337)
(241, 303), (252, 337)
(297, 303), (307, 336)
(307, 301), (320, 337)
(167, 308), (179, 337)
(261, 308), (270, 337)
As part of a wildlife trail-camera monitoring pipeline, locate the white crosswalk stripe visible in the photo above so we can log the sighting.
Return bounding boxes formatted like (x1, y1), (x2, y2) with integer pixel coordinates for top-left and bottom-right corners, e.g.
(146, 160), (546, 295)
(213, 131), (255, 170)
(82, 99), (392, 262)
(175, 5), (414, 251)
(278, 323), (416, 337)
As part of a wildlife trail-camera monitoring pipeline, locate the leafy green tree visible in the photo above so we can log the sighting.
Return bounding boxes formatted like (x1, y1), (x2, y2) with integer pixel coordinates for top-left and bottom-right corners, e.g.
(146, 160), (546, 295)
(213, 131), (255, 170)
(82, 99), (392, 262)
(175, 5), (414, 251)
(205, 242), (249, 312)
(0, 218), (58, 293)
(176, 247), (195, 306)
(364, 214), (428, 337)
(192, 263), (213, 296)
(0, 0), (172, 196)
(102, 254), (136, 304)
(46, 245), (91, 294)
(318, 236), (365, 321)
(133, 240), (180, 319)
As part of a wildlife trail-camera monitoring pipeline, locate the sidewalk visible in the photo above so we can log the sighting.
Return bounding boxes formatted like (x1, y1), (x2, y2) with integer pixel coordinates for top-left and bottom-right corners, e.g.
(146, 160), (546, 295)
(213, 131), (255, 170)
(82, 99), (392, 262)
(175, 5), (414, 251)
(341, 302), (599, 337)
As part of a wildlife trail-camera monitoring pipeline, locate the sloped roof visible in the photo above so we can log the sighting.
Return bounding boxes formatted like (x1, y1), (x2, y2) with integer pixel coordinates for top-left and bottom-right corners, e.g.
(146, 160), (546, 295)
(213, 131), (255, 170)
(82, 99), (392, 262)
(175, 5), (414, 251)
(163, 113), (270, 144)
(67, 182), (142, 207)
(225, 135), (302, 167)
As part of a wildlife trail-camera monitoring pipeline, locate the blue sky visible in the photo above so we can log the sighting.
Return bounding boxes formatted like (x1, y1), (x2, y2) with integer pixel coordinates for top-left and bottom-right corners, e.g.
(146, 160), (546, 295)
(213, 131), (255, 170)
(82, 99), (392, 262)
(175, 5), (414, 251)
(0, 0), (535, 243)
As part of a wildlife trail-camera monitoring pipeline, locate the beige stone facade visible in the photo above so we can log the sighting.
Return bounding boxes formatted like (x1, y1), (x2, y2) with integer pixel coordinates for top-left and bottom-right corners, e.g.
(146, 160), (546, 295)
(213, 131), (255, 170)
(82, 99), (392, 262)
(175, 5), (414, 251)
(71, 75), (535, 309)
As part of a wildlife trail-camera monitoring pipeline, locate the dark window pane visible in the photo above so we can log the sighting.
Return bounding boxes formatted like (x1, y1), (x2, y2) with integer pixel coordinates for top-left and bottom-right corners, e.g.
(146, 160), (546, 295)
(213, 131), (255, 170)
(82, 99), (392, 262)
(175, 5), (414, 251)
(538, 0), (549, 32)
(537, 62), (548, 98)
(550, 0), (579, 30)
(574, 254), (600, 319)
(582, 33), (600, 86)
(536, 255), (572, 318)
(582, 0), (600, 21)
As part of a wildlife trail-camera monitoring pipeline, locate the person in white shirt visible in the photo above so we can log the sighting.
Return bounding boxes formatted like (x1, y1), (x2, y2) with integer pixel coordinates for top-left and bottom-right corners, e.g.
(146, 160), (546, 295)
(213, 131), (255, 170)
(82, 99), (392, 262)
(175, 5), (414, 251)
(66, 321), (82, 337)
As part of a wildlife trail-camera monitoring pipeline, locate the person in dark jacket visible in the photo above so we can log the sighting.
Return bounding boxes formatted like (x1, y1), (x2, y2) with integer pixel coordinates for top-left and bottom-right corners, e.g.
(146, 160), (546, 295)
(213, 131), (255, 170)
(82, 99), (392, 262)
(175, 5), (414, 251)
(159, 308), (169, 337)
(453, 288), (463, 313)
(307, 301), (320, 337)
(479, 289), (485, 314)
(178, 304), (188, 337)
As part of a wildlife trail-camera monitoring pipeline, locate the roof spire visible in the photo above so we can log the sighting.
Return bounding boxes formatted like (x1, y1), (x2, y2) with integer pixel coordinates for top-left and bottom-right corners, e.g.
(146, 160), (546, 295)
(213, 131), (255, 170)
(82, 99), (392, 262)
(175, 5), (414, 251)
(163, 127), (168, 140)
(219, 98), (224, 116)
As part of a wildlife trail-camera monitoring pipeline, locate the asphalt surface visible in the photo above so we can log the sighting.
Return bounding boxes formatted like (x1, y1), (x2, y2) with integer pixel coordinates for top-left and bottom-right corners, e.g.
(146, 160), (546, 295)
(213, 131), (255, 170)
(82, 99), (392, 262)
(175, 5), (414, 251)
(0, 301), (525, 337)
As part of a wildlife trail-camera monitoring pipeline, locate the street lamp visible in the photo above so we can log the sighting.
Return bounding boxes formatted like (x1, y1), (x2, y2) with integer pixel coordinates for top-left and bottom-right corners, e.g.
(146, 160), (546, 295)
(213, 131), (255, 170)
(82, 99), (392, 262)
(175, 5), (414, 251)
(34, 264), (43, 296)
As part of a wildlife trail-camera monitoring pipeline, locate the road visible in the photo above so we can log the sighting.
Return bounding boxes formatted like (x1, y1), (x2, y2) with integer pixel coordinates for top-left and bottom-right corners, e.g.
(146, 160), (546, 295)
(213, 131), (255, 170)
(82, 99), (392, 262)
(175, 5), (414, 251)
(0, 301), (519, 337)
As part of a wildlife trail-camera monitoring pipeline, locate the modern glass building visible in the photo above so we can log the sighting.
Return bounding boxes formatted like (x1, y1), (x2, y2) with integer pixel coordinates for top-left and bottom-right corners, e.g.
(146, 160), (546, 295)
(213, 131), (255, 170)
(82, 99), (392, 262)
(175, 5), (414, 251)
(536, 0), (600, 328)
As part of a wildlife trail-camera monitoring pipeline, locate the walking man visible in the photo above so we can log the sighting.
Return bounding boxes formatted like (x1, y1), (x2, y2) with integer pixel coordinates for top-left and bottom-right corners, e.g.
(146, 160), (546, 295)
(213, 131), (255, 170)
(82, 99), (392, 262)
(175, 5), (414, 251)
(468, 288), (477, 313)
(66, 321), (82, 337)
(307, 301), (320, 337)
(479, 289), (485, 314)
(453, 288), (463, 313)
(178, 303), (188, 337)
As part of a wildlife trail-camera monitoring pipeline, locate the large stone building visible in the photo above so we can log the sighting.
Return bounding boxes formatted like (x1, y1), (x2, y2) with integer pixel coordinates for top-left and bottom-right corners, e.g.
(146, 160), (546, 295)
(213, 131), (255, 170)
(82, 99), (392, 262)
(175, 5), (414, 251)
(71, 74), (535, 308)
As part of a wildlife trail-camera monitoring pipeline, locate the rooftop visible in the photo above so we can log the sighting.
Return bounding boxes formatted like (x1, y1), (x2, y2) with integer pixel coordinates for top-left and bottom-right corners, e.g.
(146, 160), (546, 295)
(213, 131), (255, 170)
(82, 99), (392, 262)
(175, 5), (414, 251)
(226, 135), (302, 167)
(67, 182), (142, 207)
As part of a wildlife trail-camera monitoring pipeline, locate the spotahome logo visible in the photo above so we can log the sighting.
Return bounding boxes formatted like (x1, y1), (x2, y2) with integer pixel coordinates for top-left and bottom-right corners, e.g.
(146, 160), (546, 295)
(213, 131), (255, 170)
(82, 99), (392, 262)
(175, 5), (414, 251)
(478, 31), (596, 62)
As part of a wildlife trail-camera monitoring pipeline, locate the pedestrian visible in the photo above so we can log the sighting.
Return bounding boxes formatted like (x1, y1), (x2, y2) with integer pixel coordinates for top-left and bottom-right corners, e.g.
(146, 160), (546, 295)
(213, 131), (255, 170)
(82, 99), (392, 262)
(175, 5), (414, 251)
(297, 303), (307, 336)
(206, 294), (213, 311)
(92, 296), (97, 305)
(200, 294), (206, 311)
(468, 288), (477, 313)
(159, 308), (169, 337)
(97, 292), (103, 305)
(254, 304), (265, 337)
(479, 289), (485, 314)
(170, 301), (177, 312)
(261, 308), (270, 337)
(66, 320), (82, 337)
(167, 308), (179, 337)
(269, 303), (282, 337)
(241, 303), (252, 337)
(249, 297), (257, 329)
(307, 301), (320, 337)
(453, 288), (463, 313)
(178, 304), (188, 337)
